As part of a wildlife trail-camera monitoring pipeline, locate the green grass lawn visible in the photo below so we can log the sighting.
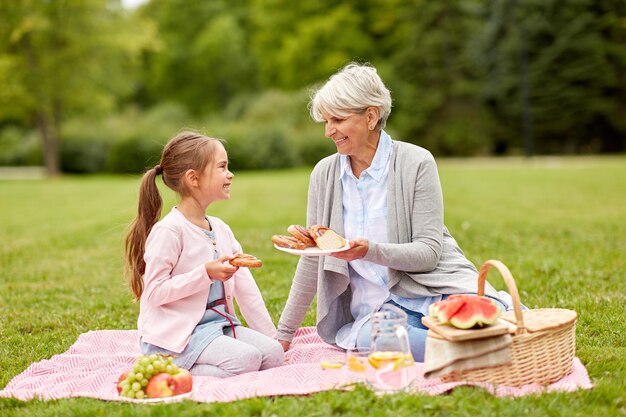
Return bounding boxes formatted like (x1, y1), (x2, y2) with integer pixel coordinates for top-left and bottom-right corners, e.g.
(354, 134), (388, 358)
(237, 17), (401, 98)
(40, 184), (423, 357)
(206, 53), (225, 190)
(1, 156), (625, 416)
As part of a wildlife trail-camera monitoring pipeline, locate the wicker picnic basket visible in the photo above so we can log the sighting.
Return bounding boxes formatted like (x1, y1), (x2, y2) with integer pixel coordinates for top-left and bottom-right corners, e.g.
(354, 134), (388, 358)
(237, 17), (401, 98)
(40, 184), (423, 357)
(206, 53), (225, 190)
(441, 259), (577, 387)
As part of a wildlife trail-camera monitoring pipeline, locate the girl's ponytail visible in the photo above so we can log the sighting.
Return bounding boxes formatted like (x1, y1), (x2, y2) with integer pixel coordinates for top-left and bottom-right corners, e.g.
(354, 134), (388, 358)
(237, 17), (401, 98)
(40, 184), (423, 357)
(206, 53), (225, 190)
(125, 166), (163, 300)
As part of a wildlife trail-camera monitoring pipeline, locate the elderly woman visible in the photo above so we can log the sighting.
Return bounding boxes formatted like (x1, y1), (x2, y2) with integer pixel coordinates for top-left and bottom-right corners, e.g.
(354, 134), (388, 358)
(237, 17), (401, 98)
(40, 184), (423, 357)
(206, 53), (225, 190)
(276, 62), (509, 361)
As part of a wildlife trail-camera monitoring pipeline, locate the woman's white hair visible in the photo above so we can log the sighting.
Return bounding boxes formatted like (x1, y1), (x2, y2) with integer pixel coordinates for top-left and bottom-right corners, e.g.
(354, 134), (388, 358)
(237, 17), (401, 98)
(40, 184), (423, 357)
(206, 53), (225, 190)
(309, 62), (392, 129)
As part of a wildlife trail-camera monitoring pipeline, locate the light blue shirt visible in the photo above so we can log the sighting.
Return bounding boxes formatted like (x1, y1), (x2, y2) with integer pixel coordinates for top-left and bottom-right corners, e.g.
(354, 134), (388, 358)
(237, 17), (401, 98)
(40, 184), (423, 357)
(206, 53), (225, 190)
(335, 131), (441, 349)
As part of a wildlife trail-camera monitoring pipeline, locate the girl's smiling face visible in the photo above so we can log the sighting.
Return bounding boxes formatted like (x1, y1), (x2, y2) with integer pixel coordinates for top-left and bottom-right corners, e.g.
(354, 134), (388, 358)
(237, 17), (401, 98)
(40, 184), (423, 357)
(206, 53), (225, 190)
(198, 142), (233, 205)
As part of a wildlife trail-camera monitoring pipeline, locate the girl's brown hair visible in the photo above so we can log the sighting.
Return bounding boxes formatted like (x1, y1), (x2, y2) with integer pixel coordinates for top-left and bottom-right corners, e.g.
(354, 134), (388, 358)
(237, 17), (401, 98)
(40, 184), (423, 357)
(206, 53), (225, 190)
(124, 131), (222, 300)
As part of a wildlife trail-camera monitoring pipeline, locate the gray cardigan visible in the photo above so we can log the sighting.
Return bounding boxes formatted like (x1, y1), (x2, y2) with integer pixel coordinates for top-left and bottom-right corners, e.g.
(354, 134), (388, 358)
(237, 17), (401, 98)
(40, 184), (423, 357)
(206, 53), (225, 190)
(276, 140), (500, 345)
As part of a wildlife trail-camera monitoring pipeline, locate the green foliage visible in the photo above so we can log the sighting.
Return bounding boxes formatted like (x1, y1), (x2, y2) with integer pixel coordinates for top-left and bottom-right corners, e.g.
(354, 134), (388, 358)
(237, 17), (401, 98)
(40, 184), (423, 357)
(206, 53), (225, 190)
(2, 0), (626, 176)
(470, 0), (626, 153)
(106, 135), (163, 174)
(139, 0), (256, 114)
(59, 136), (110, 174)
(103, 102), (193, 174)
(384, 1), (495, 155)
(0, 127), (41, 166)
(0, 0), (157, 174)
(0, 158), (625, 415)
(45, 91), (335, 174)
(217, 88), (336, 170)
(251, 0), (374, 89)
(225, 125), (298, 170)
(56, 103), (191, 174)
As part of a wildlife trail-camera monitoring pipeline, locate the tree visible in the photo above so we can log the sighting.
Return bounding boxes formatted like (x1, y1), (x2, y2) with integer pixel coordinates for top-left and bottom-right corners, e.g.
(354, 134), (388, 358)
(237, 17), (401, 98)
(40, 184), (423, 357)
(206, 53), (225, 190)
(250, 0), (374, 90)
(0, 0), (155, 175)
(375, 0), (492, 155)
(471, 0), (626, 154)
(139, 0), (256, 114)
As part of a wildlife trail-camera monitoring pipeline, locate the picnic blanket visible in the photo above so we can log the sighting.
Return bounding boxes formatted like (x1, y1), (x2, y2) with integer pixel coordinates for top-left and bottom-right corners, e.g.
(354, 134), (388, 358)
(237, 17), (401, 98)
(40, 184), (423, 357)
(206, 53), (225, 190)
(0, 327), (592, 403)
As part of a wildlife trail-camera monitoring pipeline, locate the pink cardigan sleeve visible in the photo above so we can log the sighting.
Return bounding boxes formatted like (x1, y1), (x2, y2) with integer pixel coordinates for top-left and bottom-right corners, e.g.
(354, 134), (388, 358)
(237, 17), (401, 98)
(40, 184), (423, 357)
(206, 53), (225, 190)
(232, 268), (277, 337)
(217, 221), (277, 338)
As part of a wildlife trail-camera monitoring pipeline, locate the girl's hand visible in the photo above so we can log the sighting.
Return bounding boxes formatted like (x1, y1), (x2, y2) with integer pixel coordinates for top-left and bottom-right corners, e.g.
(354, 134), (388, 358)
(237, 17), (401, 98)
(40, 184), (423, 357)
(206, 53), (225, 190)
(329, 238), (368, 261)
(205, 255), (239, 282)
(277, 339), (291, 352)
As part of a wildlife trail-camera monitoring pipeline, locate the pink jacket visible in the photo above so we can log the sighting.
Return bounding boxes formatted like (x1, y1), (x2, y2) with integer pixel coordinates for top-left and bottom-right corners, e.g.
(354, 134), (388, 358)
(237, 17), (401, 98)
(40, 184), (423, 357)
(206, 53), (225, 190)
(138, 207), (276, 353)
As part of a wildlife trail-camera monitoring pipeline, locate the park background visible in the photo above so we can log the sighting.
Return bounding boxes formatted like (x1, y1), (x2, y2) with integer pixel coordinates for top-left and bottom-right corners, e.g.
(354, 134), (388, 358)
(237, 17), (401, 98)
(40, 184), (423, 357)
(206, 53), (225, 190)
(1, 1), (625, 416)
(1, 0), (626, 176)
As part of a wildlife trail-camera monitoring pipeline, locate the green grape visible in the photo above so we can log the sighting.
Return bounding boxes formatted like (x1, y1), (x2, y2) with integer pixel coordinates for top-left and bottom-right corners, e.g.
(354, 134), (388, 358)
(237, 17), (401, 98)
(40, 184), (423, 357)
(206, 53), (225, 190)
(135, 390), (145, 399)
(140, 357), (150, 367)
(134, 365), (145, 375)
(149, 354), (158, 361)
(132, 382), (141, 392)
(154, 360), (165, 372)
(166, 356), (173, 364)
(134, 372), (144, 381)
(126, 372), (136, 382)
(140, 378), (149, 387)
(146, 364), (155, 375)
(165, 365), (174, 374)
(125, 390), (135, 399)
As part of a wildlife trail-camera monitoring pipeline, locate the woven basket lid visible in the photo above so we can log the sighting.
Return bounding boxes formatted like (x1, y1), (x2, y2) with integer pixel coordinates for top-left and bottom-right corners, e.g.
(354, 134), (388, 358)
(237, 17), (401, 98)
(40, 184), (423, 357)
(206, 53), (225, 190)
(500, 308), (577, 333)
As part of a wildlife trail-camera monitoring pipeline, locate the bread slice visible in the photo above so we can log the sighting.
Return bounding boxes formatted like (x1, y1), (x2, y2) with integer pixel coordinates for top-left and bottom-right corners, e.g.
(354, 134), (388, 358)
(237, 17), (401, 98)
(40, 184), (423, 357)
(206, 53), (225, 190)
(314, 229), (347, 250)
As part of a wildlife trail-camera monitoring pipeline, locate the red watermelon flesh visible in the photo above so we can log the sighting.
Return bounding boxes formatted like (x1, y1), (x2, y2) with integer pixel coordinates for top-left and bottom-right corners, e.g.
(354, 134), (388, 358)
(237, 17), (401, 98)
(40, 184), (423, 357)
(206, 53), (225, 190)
(436, 298), (467, 324)
(448, 296), (501, 329)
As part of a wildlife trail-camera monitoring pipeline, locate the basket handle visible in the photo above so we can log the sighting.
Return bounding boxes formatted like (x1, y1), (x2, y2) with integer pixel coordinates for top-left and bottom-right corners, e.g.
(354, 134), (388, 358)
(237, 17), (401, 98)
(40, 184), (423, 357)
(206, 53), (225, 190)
(477, 260), (525, 333)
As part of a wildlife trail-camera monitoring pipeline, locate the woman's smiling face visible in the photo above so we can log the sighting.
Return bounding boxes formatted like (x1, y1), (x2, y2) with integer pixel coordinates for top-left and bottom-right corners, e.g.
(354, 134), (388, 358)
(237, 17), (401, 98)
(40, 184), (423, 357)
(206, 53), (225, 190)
(321, 110), (370, 156)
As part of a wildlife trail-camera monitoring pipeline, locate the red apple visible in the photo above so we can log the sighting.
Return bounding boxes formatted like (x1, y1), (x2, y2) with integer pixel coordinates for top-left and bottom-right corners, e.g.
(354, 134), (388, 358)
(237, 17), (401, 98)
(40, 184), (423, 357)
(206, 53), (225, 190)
(116, 371), (129, 394)
(145, 373), (174, 398)
(170, 369), (193, 395)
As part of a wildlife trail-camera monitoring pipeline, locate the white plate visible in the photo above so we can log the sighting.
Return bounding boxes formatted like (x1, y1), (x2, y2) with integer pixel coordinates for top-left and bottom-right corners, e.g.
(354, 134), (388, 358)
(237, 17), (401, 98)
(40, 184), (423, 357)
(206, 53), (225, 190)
(127, 390), (193, 404)
(274, 241), (351, 256)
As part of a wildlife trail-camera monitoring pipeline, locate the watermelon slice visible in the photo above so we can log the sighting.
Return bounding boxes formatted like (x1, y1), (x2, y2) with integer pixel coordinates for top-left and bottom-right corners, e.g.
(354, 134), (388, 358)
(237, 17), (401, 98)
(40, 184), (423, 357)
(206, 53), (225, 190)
(448, 295), (501, 329)
(429, 295), (501, 329)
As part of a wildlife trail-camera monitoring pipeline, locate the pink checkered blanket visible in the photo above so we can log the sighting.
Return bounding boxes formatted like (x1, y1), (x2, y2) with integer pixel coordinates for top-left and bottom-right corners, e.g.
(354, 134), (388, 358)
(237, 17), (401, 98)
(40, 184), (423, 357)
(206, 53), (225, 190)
(0, 327), (592, 402)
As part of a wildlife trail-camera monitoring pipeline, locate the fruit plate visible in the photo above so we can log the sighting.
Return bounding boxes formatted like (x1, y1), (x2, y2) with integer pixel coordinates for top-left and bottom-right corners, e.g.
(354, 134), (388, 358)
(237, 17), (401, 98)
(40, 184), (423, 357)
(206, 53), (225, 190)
(274, 241), (351, 256)
(127, 390), (194, 404)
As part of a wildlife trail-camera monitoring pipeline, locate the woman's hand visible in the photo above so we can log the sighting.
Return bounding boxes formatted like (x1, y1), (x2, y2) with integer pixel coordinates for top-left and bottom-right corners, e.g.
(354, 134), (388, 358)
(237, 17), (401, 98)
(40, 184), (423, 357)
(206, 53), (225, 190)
(205, 255), (239, 282)
(330, 238), (368, 261)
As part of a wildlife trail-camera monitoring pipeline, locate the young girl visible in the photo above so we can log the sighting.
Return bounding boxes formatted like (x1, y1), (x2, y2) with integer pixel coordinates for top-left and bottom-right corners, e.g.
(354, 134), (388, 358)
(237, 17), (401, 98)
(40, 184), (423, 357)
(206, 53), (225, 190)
(125, 131), (284, 377)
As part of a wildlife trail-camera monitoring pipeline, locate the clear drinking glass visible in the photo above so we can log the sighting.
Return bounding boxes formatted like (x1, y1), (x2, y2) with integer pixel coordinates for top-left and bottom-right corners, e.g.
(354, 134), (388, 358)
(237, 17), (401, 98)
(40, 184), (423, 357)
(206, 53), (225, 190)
(367, 304), (416, 393)
(344, 347), (370, 385)
(319, 352), (347, 390)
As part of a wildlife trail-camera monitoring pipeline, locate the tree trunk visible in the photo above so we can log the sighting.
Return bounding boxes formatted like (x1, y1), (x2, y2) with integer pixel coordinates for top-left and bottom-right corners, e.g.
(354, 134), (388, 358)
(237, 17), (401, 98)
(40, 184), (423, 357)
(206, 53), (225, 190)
(36, 110), (60, 177)
(23, 33), (61, 177)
